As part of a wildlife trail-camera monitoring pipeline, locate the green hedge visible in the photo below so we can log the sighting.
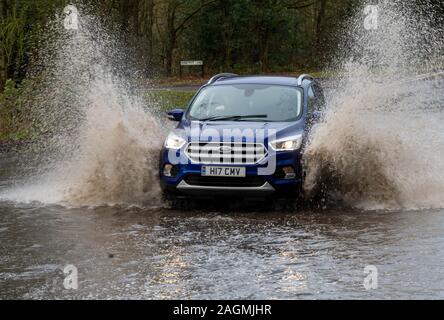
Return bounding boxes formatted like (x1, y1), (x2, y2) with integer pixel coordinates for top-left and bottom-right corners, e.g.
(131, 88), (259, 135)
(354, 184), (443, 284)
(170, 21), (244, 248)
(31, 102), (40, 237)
(0, 79), (34, 142)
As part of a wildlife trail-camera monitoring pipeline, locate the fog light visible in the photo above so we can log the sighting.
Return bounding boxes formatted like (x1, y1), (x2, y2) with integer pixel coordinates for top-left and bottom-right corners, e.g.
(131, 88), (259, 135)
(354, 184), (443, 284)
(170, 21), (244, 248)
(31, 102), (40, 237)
(282, 166), (296, 179)
(163, 164), (173, 177)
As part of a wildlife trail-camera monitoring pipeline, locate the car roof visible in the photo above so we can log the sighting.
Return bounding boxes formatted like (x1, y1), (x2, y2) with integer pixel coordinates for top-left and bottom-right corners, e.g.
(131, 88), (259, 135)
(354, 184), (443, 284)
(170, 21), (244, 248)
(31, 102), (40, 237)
(210, 75), (304, 87)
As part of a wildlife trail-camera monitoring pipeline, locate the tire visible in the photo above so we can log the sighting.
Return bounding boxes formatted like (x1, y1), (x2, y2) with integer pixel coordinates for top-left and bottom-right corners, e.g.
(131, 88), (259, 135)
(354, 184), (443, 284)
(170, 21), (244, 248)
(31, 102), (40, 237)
(162, 190), (193, 210)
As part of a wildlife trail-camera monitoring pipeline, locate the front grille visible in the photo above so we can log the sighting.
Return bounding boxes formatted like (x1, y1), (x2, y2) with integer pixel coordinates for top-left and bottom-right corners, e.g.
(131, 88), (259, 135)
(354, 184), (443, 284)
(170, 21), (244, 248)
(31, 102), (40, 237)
(184, 175), (266, 187)
(185, 142), (267, 164)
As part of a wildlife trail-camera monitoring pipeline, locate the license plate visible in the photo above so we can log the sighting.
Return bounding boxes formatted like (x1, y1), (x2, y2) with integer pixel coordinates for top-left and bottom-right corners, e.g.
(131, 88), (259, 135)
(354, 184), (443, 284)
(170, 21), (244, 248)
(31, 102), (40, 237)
(201, 166), (246, 177)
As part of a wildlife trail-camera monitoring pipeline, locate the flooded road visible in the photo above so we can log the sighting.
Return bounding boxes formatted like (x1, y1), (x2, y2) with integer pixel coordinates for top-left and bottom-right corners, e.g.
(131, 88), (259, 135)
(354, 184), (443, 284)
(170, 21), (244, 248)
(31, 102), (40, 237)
(2, 72), (444, 299)
(2, 73), (444, 299)
(1, 154), (444, 299)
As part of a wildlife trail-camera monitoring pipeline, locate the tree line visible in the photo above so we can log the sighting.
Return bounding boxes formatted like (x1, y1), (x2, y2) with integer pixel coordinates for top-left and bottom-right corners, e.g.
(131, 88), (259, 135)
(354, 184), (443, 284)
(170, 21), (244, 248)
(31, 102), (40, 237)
(1, 0), (443, 90)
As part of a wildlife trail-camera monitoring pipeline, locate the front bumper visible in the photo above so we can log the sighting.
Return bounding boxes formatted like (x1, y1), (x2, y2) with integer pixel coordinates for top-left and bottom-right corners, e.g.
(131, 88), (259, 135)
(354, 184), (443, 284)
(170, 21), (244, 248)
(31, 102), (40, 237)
(176, 180), (276, 194)
(159, 148), (303, 197)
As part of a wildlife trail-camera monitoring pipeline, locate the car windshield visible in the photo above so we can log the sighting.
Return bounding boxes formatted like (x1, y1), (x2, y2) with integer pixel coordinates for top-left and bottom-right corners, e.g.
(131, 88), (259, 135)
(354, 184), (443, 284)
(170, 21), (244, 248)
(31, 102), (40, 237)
(187, 84), (302, 122)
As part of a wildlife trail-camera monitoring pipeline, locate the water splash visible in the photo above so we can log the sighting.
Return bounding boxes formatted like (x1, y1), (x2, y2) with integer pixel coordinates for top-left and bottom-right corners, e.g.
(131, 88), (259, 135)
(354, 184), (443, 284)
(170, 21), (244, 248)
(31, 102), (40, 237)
(2, 2), (444, 210)
(303, 0), (444, 210)
(0, 9), (165, 207)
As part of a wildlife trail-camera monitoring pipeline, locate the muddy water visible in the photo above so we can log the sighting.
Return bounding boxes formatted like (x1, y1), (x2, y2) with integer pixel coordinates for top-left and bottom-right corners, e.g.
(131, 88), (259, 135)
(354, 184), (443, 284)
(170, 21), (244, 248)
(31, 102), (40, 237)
(1, 154), (444, 300)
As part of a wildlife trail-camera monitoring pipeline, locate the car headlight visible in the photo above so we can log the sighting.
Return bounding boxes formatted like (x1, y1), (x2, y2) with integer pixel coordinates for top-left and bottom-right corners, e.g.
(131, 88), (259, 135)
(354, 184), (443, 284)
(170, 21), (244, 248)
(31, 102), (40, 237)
(164, 132), (186, 149)
(269, 135), (303, 151)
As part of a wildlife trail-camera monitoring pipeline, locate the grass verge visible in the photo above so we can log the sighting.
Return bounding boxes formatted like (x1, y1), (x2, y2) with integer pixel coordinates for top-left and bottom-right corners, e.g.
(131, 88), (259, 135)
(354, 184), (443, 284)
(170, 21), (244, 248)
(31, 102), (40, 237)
(146, 89), (196, 111)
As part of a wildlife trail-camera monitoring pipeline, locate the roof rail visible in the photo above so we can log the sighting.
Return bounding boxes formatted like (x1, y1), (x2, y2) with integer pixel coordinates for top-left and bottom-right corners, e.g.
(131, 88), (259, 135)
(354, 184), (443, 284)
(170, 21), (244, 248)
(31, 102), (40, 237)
(297, 74), (314, 86)
(207, 73), (238, 85)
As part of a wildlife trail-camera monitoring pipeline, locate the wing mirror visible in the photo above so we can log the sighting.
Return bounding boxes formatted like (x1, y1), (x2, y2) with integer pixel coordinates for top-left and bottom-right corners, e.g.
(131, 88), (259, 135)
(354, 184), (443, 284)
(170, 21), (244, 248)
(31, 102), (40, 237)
(167, 109), (184, 121)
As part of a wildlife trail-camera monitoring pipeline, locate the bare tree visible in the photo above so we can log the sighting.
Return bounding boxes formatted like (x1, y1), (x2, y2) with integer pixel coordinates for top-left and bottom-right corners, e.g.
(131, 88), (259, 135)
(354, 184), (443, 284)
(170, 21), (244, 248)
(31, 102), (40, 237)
(163, 0), (216, 76)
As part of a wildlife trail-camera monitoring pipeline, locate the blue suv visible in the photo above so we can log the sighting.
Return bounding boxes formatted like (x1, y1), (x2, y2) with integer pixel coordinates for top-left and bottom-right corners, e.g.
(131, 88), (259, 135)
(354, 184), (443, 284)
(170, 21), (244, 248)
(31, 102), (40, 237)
(159, 74), (325, 201)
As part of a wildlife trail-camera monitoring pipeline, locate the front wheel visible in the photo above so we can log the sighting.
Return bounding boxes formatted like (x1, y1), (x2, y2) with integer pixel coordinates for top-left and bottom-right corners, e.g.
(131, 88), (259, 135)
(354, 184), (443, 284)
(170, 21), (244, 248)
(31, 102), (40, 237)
(162, 189), (194, 210)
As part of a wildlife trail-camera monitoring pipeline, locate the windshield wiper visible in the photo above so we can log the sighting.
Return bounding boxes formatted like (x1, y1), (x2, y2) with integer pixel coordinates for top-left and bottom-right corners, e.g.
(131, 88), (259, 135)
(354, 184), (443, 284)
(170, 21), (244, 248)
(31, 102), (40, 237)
(199, 114), (268, 121)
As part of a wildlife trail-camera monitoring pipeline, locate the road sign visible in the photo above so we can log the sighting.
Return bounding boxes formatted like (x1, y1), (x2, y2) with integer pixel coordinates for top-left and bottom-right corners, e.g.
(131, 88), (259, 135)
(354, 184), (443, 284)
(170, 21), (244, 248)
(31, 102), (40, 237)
(180, 60), (204, 78)
(180, 60), (203, 66)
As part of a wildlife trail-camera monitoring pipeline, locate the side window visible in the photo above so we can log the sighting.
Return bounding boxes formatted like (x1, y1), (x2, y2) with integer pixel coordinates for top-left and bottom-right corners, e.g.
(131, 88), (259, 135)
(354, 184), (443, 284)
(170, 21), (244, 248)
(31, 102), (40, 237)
(307, 83), (325, 112)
